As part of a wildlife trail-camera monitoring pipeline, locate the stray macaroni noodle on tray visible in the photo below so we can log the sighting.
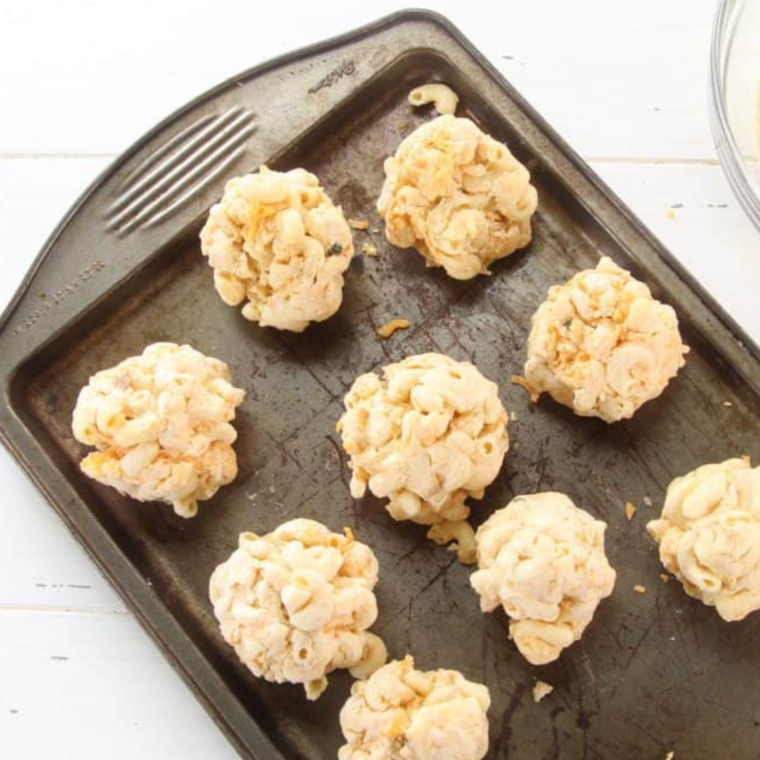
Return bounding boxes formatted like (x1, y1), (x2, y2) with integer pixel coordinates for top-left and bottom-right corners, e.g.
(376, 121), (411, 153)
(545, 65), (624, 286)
(209, 519), (387, 700)
(338, 656), (491, 760)
(648, 457), (760, 622)
(524, 256), (689, 423)
(377, 115), (538, 280)
(470, 492), (616, 665)
(408, 83), (459, 115)
(71, 342), (245, 518)
(337, 353), (508, 563)
(200, 166), (354, 332)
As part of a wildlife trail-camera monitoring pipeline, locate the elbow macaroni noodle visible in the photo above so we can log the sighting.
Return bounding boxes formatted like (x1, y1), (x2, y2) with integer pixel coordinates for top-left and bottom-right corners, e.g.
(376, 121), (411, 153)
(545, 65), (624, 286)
(349, 632), (389, 680)
(426, 519), (477, 565)
(408, 83), (459, 115)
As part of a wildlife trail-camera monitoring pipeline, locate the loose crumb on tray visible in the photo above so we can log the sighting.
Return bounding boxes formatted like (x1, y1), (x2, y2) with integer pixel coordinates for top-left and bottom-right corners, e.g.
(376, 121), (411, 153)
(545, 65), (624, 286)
(634, 584), (647, 594)
(532, 680), (554, 703)
(427, 519), (477, 565)
(625, 502), (637, 521)
(510, 374), (539, 403)
(348, 218), (370, 230)
(660, 573), (671, 583)
(665, 752), (675, 760)
(376, 319), (410, 338)
(722, 400), (734, 407)
(643, 495), (653, 507)
(362, 242), (379, 257)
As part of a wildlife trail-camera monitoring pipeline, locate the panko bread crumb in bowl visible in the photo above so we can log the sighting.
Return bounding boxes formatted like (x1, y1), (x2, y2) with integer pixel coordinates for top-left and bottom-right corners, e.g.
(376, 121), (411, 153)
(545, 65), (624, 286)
(337, 353), (509, 563)
(338, 656), (491, 760)
(648, 457), (760, 622)
(200, 166), (354, 332)
(524, 256), (688, 423)
(470, 492), (616, 665)
(377, 115), (537, 280)
(71, 342), (245, 517)
(209, 519), (387, 700)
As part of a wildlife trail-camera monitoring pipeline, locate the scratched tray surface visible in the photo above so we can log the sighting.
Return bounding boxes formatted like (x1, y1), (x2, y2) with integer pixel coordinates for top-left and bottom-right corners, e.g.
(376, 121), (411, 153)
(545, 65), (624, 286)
(3, 12), (760, 760)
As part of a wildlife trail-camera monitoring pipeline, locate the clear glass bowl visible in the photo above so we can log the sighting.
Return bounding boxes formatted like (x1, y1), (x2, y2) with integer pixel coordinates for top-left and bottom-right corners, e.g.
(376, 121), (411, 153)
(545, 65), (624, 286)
(711, 0), (760, 231)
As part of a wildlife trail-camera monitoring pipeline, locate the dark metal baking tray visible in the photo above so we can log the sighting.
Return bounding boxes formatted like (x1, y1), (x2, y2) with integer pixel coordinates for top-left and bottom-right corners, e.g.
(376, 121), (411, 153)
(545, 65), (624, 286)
(2, 10), (760, 760)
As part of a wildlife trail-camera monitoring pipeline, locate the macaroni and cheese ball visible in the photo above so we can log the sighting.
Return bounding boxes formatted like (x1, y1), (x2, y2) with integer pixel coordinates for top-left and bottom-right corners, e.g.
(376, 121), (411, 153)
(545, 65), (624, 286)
(339, 656), (491, 760)
(377, 115), (537, 280)
(470, 493), (616, 665)
(209, 519), (387, 700)
(337, 354), (509, 561)
(72, 342), (245, 518)
(648, 457), (760, 622)
(524, 256), (688, 423)
(200, 166), (354, 332)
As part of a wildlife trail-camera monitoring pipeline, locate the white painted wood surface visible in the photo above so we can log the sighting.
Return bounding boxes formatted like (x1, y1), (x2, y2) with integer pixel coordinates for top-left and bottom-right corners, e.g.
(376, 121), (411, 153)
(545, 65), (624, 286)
(0, 0), (757, 758)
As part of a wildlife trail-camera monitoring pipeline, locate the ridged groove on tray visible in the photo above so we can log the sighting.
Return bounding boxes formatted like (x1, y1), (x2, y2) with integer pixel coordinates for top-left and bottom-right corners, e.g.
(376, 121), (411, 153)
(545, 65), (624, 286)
(105, 105), (257, 235)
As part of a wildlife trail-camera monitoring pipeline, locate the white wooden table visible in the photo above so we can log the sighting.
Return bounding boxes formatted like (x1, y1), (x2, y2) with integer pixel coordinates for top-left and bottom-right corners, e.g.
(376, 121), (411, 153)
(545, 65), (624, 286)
(0, 0), (757, 757)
